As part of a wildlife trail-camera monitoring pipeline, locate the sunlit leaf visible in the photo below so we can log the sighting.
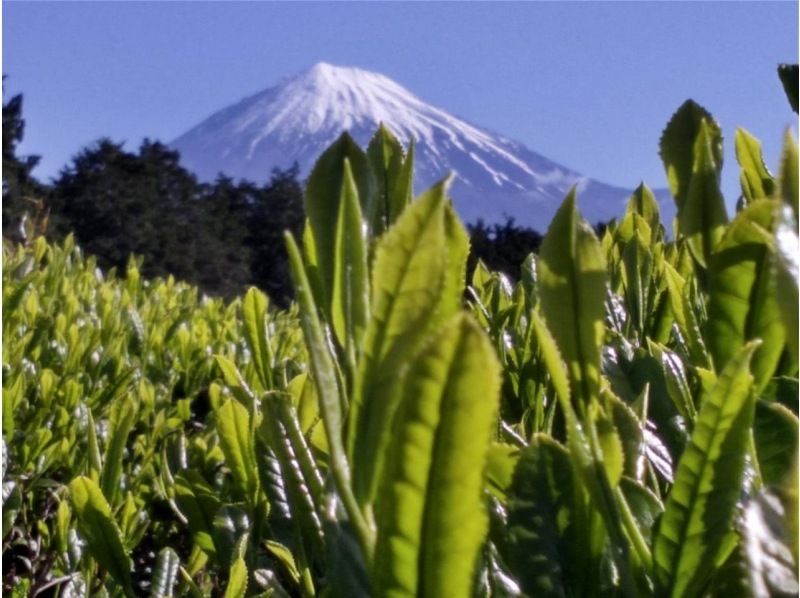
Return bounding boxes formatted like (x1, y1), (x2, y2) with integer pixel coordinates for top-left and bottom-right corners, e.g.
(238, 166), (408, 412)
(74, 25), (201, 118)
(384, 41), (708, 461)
(735, 128), (776, 204)
(372, 314), (500, 597)
(659, 100), (723, 217)
(304, 132), (376, 308)
(654, 342), (760, 597)
(706, 199), (783, 391)
(349, 179), (453, 507)
(69, 476), (135, 596)
(367, 124), (414, 232)
(538, 189), (606, 406)
(215, 398), (260, 505)
(101, 394), (138, 505)
(680, 119), (729, 268)
(331, 158), (370, 363)
(242, 287), (274, 390)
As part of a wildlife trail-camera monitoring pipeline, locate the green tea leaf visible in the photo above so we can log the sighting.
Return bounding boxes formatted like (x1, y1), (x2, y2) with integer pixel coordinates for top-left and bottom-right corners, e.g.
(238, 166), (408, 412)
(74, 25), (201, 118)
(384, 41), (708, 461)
(331, 158), (370, 360)
(259, 393), (326, 558)
(304, 132), (376, 308)
(215, 398), (259, 505)
(735, 128), (776, 204)
(538, 189), (606, 406)
(662, 262), (711, 368)
(753, 399), (799, 486)
(594, 404), (624, 488)
(214, 355), (257, 410)
(706, 199), (783, 391)
(607, 392), (645, 481)
(101, 394), (138, 505)
(529, 310), (572, 418)
(486, 443), (521, 502)
(372, 313), (500, 597)
(648, 341), (696, 420)
(86, 408), (103, 482)
(619, 477), (663, 546)
(224, 556), (248, 598)
(506, 435), (576, 597)
(174, 471), (220, 555)
(681, 119), (729, 268)
(659, 100), (723, 216)
(621, 230), (652, 336)
(285, 233), (369, 548)
(349, 180), (452, 507)
(264, 540), (301, 584)
(627, 182), (662, 236)
(242, 287), (274, 390)
(69, 476), (135, 597)
(367, 124), (414, 232)
(442, 202), (470, 315)
(654, 341), (760, 597)
(213, 505), (250, 569)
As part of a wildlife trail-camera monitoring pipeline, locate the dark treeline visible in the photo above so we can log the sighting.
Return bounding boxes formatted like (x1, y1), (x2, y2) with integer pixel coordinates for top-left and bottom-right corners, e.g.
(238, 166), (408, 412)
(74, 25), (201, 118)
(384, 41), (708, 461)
(467, 218), (543, 282)
(3, 90), (548, 303)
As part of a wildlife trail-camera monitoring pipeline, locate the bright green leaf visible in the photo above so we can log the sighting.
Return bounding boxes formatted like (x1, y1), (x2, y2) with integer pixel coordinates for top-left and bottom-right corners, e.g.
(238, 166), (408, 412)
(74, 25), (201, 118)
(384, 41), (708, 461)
(654, 341), (760, 597)
(538, 189), (606, 407)
(706, 199), (783, 391)
(242, 287), (274, 390)
(224, 557), (248, 598)
(331, 158), (370, 360)
(659, 100), (723, 216)
(69, 476), (135, 597)
(215, 398), (260, 505)
(101, 394), (138, 505)
(735, 128), (776, 204)
(778, 130), (798, 219)
(773, 204), (799, 361)
(372, 313), (500, 598)
(367, 124), (414, 232)
(349, 180), (452, 507)
(304, 132), (376, 308)
(681, 119), (729, 268)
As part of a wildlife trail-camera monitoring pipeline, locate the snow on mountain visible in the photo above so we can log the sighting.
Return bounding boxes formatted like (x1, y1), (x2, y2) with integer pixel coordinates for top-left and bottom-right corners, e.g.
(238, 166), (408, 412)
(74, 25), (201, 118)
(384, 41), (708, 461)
(172, 62), (673, 228)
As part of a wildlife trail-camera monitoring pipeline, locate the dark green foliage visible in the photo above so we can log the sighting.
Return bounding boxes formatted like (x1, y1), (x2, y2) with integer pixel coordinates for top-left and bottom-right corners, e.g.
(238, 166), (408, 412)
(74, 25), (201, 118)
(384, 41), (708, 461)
(778, 64), (798, 113)
(2, 87), (47, 239)
(49, 139), (204, 284)
(45, 139), (304, 302)
(468, 218), (543, 281)
(243, 166), (305, 306)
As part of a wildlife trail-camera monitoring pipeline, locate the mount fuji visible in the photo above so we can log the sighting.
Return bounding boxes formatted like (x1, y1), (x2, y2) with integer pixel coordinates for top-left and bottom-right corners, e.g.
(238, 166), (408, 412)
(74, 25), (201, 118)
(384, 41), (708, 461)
(172, 62), (672, 228)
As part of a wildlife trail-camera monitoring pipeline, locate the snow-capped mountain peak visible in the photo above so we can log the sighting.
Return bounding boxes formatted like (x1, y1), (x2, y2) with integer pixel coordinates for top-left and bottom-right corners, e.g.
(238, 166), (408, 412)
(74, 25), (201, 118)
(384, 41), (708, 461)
(172, 62), (671, 227)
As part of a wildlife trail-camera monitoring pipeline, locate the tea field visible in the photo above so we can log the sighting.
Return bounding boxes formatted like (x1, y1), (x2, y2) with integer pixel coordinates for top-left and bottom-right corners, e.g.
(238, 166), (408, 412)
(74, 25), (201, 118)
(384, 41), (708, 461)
(2, 90), (799, 596)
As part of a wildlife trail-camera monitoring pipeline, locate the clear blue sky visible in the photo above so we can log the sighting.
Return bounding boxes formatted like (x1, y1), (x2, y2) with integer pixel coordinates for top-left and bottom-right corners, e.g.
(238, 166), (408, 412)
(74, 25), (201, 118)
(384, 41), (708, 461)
(4, 1), (798, 210)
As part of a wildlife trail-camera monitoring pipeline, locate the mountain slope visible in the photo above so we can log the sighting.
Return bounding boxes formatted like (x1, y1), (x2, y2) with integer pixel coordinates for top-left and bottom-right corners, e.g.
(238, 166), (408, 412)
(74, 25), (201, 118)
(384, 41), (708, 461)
(172, 62), (673, 227)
